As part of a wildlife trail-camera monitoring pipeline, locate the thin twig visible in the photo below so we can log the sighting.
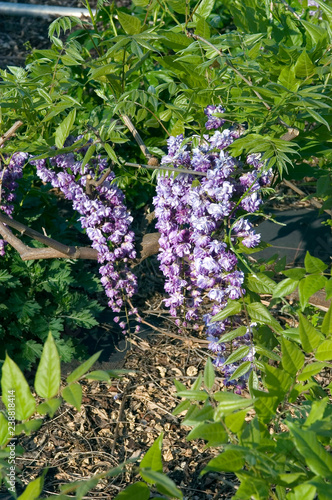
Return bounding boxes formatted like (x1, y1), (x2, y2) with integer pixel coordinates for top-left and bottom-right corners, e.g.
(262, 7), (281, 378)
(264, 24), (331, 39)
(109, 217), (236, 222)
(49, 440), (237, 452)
(120, 113), (153, 159)
(86, 168), (111, 196)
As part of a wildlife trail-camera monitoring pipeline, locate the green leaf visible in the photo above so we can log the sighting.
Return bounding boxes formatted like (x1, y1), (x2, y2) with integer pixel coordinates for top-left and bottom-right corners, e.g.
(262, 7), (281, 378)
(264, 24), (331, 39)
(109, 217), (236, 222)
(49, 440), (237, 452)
(219, 326), (247, 343)
(224, 410), (247, 434)
(114, 482), (150, 500)
(204, 358), (215, 390)
(316, 340), (332, 361)
(264, 363), (293, 394)
(307, 108), (330, 131)
(301, 19), (327, 45)
(103, 143), (118, 164)
(304, 252), (328, 274)
(281, 337), (305, 376)
(247, 302), (282, 332)
(66, 351), (102, 383)
(278, 66), (299, 92)
(17, 471), (46, 500)
(298, 274), (326, 310)
(211, 300), (242, 322)
(247, 273), (276, 295)
(224, 346), (250, 366)
(182, 404), (214, 427)
(15, 419), (43, 436)
(81, 144), (96, 171)
(117, 11), (142, 35)
(195, 19), (211, 39)
(175, 390), (208, 401)
(214, 393), (253, 417)
(229, 361), (252, 381)
(62, 383), (82, 411)
(298, 362), (325, 381)
(286, 482), (316, 500)
(1, 354), (35, 420)
(55, 109), (76, 149)
(193, 0), (215, 20)
(139, 469), (183, 498)
(37, 398), (62, 418)
(0, 413), (10, 447)
(140, 433), (163, 482)
(299, 313), (324, 353)
(305, 398), (329, 428)
(322, 303), (332, 335)
(34, 332), (60, 399)
(295, 50), (315, 78)
(202, 449), (245, 474)
(172, 399), (191, 416)
(187, 422), (227, 446)
(288, 422), (332, 477)
(273, 278), (299, 299)
(283, 268), (306, 280)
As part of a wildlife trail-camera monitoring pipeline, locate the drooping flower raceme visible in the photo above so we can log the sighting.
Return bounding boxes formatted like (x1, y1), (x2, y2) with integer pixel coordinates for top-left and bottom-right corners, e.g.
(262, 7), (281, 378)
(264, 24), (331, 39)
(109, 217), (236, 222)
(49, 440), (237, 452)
(0, 152), (29, 256)
(154, 106), (271, 383)
(30, 148), (137, 323)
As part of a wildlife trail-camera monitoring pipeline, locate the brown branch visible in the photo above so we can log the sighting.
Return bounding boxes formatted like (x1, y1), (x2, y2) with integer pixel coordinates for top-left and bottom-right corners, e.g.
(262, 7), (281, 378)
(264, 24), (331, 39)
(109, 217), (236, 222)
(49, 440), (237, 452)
(0, 213), (98, 261)
(85, 168), (112, 196)
(0, 121), (23, 147)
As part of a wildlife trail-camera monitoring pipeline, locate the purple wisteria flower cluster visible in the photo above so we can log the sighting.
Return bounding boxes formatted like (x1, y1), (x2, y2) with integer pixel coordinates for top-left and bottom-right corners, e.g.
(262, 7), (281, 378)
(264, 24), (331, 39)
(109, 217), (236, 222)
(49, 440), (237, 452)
(30, 149), (137, 325)
(0, 152), (29, 256)
(153, 105), (272, 383)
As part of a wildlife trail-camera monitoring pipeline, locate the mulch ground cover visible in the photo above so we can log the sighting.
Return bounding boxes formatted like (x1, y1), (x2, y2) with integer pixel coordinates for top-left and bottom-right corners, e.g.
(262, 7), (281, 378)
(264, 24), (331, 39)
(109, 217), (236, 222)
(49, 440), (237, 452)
(0, 3), (331, 498)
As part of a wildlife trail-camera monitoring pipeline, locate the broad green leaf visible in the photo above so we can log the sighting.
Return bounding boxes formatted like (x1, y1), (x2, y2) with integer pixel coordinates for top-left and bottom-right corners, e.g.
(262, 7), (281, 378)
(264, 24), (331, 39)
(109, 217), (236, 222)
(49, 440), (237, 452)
(255, 346), (281, 362)
(273, 278), (298, 299)
(316, 340), (332, 361)
(193, 0), (215, 20)
(283, 268), (306, 280)
(298, 362), (325, 381)
(202, 449), (245, 474)
(139, 469), (182, 498)
(299, 313), (324, 353)
(62, 383), (82, 411)
(182, 404), (214, 427)
(264, 363), (293, 394)
(0, 413), (10, 447)
(187, 422), (227, 446)
(254, 392), (280, 422)
(55, 108), (76, 149)
(228, 361), (252, 381)
(214, 393), (253, 417)
(301, 19), (327, 45)
(224, 409), (247, 434)
(307, 108), (330, 131)
(286, 483), (316, 500)
(66, 351), (102, 383)
(298, 274), (326, 310)
(104, 143), (118, 164)
(248, 369), (259, 398)
(204, 358), (215, 390)
(117, 11), (141, 35)
(295, 50), (315, 78)
(281, 337), (305, 376)
(314, 0), (332, 22)
(84, 370), (113, 381)
(288, 422), (332, 477)
(247, 302), (282, 332)
(247, 273), (276, 294)
(172, 400), (191, 416)
(81, 144), (96, 171)
(1, 354), (35, 420)
(195, 19), (211, 39)
(305, 398), (329, 428)
(304, 252), (328, 274)
(37, 398), (62, 418)
(17, 472), (46, 500)
(322, 303), (332, 335)
(34, 332), (60, 399)
(278, 66), (299, 92)
(168, 0), (186, 14)
(211, 300), (242, 322)
(114, 482), (150, 500)
(219, 326), (247, 343)
(224, 346), (250, 366)
(140, 433), (163, 482)
(175, 390), (208, 401)
(15, 419), (43, 436)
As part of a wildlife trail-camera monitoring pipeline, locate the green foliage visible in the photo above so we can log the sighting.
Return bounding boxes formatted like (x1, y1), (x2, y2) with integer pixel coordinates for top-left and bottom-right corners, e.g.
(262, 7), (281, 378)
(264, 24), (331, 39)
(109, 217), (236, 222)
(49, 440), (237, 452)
(0, 334), (133, 498)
